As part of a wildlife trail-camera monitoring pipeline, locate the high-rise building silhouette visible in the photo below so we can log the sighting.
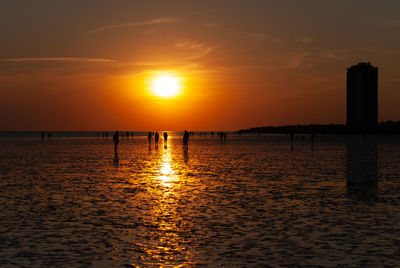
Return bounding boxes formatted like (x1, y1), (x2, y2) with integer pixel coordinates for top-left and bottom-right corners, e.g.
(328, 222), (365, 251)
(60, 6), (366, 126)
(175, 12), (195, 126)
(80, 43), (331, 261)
(346, 62), (378, 129)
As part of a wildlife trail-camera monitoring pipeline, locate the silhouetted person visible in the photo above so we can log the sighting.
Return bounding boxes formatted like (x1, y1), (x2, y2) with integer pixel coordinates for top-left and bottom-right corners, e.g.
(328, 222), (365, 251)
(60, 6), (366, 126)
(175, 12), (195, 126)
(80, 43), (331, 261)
(113, 131), (119, 151)
(163, 132), (168, 149)
(41, 132), (44, 143)
(48, 133), (52, 142)
(155, 132), (159, 145)
(113, 131), (119, 164)
(148, 132), (152, 144)
(290, 132), (295, 143)
(183, 130), (189, 149)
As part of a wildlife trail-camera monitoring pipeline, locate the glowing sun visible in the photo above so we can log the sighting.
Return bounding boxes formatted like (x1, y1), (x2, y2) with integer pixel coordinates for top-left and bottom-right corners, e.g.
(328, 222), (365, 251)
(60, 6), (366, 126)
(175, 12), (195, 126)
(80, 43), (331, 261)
(152, 76), (180, 97)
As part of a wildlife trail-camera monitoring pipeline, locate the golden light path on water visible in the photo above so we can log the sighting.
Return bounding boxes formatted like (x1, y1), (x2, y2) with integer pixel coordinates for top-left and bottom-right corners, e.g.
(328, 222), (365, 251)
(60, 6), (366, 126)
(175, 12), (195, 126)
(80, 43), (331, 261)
(157, 147), (176, 187)
(143, 144), (195, 266)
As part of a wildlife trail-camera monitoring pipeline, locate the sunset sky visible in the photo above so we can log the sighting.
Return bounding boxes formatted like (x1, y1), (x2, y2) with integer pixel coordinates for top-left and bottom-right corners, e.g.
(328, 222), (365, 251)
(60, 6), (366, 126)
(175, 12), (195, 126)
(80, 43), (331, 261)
(1, 0), (400, 131)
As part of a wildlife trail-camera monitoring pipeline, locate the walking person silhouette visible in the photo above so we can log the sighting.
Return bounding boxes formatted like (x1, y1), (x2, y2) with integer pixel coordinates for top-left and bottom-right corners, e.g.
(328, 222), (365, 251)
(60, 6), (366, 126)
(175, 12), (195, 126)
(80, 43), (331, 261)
(155, 132), (159, 146)
(183, 130), (189, 149)
(113, 131), (119, 163)
(163, 132), (168, 148)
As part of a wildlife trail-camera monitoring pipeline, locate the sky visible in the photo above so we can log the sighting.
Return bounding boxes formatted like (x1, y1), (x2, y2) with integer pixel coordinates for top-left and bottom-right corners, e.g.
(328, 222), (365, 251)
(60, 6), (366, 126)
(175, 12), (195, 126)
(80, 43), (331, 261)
(1, 0), (400, 131)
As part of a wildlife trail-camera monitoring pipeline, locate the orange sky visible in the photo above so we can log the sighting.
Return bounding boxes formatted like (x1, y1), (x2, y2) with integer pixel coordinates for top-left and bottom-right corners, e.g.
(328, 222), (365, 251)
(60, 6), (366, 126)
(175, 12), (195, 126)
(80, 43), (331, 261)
(1, 1), (400, 131)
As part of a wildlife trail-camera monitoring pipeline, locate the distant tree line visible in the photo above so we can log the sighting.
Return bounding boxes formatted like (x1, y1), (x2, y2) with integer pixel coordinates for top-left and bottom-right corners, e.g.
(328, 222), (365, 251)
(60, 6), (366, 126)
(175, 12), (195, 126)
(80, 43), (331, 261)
(236, 121), (400, 135)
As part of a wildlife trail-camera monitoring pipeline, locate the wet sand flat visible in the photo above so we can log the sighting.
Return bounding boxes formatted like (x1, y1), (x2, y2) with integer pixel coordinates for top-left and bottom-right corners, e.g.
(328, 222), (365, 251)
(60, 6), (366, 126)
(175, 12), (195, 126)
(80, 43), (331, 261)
(0, 135), (399, 267)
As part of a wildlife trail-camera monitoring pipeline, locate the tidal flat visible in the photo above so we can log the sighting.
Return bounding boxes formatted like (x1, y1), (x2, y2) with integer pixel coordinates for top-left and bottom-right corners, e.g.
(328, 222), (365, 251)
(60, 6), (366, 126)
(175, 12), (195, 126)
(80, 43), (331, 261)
(0, 134), (399, 267)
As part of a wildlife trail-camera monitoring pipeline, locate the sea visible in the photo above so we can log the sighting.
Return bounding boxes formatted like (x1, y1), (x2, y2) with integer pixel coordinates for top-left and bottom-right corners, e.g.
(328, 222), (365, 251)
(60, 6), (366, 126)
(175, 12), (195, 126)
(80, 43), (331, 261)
(0, 132), (399, 267)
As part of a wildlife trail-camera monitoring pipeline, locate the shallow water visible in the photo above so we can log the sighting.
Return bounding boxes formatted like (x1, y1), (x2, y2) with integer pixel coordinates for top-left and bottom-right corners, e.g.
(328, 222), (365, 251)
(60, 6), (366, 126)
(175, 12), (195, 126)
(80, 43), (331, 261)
(0, 135), (399, 267)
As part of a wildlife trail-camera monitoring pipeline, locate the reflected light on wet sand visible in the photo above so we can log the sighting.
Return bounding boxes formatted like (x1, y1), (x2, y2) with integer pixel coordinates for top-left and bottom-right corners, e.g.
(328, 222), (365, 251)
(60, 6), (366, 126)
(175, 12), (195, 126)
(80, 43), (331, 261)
(157, 147), (177, 187)
(143, 144), (195, 266)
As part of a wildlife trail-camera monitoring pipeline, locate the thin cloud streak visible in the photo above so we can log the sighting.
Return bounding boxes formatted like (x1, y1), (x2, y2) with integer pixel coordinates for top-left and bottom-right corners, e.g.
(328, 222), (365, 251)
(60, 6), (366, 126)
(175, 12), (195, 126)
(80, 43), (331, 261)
(242, 32), (283, 44)
(383, 19), (400, 27)
(0, 57), (116, 63)
(175, 40), (217, 60)
(90, 18), (178, 33)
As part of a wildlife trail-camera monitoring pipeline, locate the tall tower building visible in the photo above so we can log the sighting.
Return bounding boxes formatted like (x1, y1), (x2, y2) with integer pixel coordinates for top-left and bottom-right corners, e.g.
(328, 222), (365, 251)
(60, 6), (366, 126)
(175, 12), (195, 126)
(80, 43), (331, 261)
(346, 62), (378, 129)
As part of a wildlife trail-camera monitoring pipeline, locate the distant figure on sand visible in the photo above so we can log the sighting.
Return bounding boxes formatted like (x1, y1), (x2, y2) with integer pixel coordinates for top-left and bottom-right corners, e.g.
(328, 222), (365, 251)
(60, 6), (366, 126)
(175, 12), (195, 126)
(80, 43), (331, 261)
(163, 132), (168, 148)
(290, 132), (295, 143)
(155, 132), (159, 145)
(113, 131), (119, 163)
(48, 133), (52, 142)
(183, 130), (189, 149)
(41, 132), (44, 143)
(148, 132), (152, 144)
(113, 131), (119, 151)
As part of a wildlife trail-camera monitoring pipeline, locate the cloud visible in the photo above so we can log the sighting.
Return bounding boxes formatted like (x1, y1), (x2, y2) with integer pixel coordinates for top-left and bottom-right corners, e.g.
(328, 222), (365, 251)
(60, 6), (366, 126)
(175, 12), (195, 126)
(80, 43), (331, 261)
(0, 57), (116, 63)
(299, 37), (313, 44)
(243, 32), (283, 43)
(89, 18), (178, 33)
(203, 23), (216, 28)
(382, 19), (400, 27)
(248, 33), (269, 40)
(175, 40), (217, 60)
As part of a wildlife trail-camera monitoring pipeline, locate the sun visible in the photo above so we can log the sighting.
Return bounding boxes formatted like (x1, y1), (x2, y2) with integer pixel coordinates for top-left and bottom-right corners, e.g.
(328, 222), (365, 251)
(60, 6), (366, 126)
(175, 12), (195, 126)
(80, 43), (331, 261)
(152, 75), (180, 97)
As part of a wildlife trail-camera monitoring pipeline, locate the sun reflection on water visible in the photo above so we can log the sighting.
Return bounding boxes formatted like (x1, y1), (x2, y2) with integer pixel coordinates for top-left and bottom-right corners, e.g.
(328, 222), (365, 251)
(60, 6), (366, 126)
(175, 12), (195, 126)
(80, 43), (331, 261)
(141, 144), (196, 266)
(157, 147), (177, 187)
